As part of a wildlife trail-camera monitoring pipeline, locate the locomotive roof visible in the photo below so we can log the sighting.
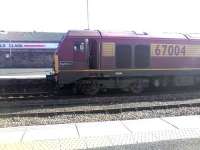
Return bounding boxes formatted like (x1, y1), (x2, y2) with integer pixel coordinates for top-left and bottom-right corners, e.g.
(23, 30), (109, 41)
(67, 30), (200, 40)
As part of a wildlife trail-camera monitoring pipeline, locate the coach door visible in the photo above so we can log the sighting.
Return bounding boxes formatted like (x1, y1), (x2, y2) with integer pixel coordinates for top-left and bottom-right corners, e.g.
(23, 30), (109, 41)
(88, 39), (98, 69)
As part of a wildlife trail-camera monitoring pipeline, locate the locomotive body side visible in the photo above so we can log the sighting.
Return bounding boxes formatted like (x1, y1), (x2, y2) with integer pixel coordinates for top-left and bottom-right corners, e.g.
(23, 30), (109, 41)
(55, 30), (200, 95)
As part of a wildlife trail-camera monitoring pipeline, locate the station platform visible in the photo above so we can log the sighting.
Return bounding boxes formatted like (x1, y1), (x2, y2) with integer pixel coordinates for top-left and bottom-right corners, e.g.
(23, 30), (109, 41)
(0, 68), (52, 79)
(0, 115), (200, 150)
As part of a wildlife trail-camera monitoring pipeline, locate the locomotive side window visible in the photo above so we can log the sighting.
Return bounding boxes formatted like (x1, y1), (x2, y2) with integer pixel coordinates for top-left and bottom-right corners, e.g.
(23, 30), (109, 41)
(115, 45), (132, 68)
(135, 45), (150, 68)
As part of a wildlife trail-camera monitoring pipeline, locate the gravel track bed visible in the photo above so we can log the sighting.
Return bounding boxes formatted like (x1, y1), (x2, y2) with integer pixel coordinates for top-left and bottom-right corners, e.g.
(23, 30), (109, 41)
(1, 106), (200, 128)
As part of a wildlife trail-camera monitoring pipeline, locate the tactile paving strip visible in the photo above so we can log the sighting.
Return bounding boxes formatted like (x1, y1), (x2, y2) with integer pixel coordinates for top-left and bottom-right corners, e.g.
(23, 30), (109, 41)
(1, 128), (200, 150)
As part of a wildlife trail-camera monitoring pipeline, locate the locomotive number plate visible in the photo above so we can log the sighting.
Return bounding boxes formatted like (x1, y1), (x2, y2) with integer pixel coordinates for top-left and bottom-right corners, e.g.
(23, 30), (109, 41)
(151, 44), (186, 57)
(151, 44), (200, 57)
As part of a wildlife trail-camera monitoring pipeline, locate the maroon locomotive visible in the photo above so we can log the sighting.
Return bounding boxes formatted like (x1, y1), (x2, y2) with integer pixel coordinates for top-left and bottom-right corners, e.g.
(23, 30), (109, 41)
(53, 30), (200, 95)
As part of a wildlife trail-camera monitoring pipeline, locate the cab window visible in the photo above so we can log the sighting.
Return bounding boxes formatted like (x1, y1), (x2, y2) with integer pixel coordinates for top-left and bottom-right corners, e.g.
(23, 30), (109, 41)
(73, 41), (85, 52)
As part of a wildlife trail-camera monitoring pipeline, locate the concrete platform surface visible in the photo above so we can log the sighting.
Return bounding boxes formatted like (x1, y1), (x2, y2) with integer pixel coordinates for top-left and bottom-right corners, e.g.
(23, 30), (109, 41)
(1, 115), (200, 149)
(0, 68), (52, 77)
(0, 68), (52, 78)
(0, 75), (46, 79)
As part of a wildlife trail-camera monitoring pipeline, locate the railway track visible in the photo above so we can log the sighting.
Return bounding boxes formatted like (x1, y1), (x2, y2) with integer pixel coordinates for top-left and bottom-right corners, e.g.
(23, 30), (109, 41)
(1, 88), (200, 127)
(0, 87), (200, 108)
(1, 86), (200, 118)
(1, 98), (200, 118)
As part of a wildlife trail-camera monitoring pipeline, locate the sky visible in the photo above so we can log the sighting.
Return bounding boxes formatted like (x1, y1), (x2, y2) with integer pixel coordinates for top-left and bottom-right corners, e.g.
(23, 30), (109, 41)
(0, 0), (199, 33)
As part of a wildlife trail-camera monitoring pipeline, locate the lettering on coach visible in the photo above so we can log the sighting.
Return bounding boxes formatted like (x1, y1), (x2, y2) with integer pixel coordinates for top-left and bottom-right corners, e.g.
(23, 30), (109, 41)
(0, 42), (58, 49)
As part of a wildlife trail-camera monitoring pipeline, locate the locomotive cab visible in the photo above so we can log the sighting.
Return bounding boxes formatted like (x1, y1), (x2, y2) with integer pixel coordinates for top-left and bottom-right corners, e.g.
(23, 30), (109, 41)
(56, 30), (101, 86)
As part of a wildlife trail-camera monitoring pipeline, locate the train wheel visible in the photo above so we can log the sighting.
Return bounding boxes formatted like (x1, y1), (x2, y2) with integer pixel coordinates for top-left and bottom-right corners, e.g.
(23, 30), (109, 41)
(81, 81), (99, 96)
(129, 81), (144, 94)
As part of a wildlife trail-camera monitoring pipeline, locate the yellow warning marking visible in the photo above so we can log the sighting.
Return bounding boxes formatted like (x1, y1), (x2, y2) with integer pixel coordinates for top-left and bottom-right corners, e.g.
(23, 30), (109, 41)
(102, 42), (115, 56)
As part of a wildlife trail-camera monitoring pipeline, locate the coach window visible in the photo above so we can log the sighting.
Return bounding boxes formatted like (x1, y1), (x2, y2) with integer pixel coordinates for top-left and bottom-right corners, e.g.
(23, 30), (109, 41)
(115, 44), (132, 68)
(135, 45), (150, 68)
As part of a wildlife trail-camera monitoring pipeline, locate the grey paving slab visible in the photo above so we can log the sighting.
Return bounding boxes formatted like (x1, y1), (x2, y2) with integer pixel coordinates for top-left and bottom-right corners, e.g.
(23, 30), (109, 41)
(0, 127), (26, 144)
(122, 118), (176, 133)
(22, 124), (78, 142)
(76, 121), (131, 137)
(162, 115), (200, 129)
